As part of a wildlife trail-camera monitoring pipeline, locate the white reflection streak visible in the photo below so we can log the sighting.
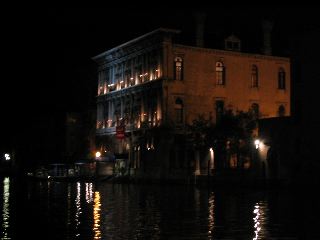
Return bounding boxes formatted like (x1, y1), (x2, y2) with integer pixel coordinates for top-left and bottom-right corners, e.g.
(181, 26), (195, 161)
(67, 183), (71, 226)
(208, 192), (215, 238)
(75, 182), (81, 237)
(253, 204), (261, 240)
(85, 183), (93, 203)
(93, 191), (101, 239)
(2, 177), (10, 240)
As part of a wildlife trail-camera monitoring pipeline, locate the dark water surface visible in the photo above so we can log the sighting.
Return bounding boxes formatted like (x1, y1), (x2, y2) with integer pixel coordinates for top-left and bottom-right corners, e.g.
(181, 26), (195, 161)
(0, 176), (319, 239)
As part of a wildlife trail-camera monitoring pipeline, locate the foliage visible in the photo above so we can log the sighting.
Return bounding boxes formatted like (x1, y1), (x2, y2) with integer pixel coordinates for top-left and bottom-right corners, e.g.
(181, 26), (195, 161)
(187, 110), (257, 153)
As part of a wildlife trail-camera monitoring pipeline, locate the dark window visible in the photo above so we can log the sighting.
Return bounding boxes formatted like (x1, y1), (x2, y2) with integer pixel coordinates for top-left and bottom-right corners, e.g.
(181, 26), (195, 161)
(215, 100), (224, 122)
(251, 103), (260, 119)
(226, 41), (233, 49)
(278, 105), (285, 117)
(175, 98), (183, 124)
(278, 68), (286, 89)
(251, 65), (259, 88)
(233, 42), (239, 50)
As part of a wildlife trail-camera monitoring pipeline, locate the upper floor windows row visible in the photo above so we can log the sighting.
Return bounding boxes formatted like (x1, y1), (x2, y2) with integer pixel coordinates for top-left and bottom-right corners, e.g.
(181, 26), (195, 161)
(174, 58), (287, 90)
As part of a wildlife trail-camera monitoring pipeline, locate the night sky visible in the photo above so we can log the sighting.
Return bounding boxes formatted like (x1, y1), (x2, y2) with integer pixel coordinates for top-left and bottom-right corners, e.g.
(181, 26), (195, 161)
(1, 6), (320, 154)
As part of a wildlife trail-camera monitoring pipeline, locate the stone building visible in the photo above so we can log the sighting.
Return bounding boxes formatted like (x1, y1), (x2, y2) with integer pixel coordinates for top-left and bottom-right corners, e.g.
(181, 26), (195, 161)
(92, 28), (290, 181)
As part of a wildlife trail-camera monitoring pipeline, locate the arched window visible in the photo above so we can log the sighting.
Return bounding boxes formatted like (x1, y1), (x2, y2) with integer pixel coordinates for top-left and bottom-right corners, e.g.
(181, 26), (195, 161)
(216, 62), (225, 85)
(278, 67), (286, 89)
(278, 105), (285, 117)
(251, 65), (259, 87)
(251, 103), (260, 119)
(174, 57), (183, 80)
(175, 98), (184, 124)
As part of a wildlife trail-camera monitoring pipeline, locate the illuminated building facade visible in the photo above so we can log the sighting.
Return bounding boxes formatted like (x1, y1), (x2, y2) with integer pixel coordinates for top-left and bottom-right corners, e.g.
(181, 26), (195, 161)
(93, 28), (290, 180)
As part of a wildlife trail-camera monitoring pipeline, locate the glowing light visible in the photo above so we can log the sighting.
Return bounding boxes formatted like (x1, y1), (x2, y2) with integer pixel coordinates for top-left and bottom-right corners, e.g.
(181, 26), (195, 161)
(95, 151), (101, 158)
(254, 139), (260, 149)
(4, 153), (10, 161)
(93, 191), (101, 239)
(209, 148), (215, 170)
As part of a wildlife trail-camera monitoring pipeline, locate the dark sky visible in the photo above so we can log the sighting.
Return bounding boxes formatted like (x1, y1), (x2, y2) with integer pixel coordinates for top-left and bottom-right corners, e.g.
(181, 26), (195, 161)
(1, 6), (320, 149)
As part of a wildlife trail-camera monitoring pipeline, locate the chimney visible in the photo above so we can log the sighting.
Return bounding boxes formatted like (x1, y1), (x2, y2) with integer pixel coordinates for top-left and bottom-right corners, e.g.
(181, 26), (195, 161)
(194, 11), (206, 48)
(262, 19), (273, 55)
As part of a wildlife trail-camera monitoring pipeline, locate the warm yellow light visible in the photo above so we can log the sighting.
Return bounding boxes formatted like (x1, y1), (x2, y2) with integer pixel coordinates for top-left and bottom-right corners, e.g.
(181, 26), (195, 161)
(93, 191), (101, 239)
(254, 139), (260, 149)
(209, 148), (213, 152)
(95, 151), (101, 158)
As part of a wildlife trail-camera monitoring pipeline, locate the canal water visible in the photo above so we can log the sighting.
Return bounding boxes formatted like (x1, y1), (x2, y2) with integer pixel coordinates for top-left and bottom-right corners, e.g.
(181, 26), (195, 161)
(0, 176), (319, 239)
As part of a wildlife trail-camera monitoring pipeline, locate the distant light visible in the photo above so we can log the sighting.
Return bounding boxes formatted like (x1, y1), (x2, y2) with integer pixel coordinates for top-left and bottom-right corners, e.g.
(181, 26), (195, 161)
(4, 154), (10, 161)
(254, 139), (260, 149)
(95, 151), (101, 158)
(209, 148), (213, 152)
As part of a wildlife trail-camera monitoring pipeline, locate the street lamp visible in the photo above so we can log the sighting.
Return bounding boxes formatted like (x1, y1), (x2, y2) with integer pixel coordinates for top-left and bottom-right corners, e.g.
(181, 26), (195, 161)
(254, 139), (260, 149)
(209, 148), (214, 174)
(95, 151), (101, 158)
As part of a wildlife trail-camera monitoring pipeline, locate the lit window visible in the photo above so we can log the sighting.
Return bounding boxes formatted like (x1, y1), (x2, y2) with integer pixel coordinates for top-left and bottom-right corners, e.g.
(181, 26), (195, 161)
(278, 67), (286, 89)
(216, 62), (225, 85)
(174, 57), (183, 80)
(251, 65), (259, 88)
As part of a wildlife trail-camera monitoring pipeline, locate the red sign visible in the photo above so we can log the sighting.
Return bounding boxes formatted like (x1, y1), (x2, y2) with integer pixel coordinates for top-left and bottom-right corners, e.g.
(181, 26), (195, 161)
(116, 126), (125, 139)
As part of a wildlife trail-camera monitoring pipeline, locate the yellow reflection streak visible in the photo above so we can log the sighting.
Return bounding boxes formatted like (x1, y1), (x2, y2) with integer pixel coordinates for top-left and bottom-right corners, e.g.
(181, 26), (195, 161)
(93, 191), (101, 239)
(2, 177), (10, 240)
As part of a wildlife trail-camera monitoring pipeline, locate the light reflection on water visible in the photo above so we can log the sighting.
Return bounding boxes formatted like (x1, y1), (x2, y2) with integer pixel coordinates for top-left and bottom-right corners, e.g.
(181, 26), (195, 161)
(93, 191), (101, 240)
(208, 192), (215, 239)
(1, 177), (319, 239)
(253, 201), (268, 240)
(1, 177), (10, 240)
